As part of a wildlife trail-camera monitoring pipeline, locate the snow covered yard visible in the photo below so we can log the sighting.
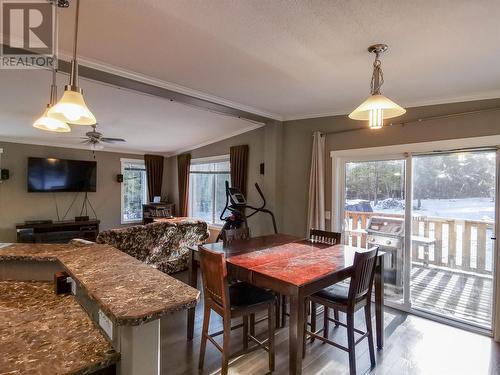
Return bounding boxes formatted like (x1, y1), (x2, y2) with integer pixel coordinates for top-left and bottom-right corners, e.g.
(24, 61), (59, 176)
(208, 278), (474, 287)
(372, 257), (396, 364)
(370, 197), (495, 222)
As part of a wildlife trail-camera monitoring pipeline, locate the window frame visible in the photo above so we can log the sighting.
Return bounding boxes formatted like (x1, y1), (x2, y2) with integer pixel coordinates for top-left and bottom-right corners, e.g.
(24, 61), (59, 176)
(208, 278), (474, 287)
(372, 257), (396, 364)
(188, 154), (230, 227)
(120, 158), (148, 225)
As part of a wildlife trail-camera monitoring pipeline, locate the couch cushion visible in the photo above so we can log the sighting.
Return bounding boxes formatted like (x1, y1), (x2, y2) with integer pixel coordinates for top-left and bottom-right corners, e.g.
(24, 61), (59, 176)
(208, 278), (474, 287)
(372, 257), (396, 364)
(97, 219), (209, 274)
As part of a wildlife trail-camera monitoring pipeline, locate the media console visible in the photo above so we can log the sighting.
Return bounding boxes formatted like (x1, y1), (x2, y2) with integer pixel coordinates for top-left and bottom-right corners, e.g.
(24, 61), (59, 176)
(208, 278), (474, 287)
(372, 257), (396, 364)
(16, 220), (100, 243)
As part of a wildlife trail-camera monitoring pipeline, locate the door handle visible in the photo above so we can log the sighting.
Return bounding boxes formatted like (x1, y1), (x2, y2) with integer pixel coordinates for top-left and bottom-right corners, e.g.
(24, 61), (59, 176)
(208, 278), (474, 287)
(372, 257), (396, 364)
(492, 237), (497, 240)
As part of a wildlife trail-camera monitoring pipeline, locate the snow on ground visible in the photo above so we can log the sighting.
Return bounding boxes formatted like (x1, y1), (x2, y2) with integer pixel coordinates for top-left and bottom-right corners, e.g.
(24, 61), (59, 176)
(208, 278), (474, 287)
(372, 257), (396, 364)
(372, 198), (495, 222)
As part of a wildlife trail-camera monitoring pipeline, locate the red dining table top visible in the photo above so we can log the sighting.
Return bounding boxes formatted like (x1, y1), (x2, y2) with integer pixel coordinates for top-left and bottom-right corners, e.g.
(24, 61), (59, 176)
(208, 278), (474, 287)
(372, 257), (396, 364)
(201, 235), (370, 287)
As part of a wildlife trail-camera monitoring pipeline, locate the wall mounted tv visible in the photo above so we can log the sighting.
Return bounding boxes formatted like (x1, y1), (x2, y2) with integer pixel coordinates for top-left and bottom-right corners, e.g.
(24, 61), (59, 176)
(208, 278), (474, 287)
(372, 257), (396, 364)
(28, 157), (97, 192)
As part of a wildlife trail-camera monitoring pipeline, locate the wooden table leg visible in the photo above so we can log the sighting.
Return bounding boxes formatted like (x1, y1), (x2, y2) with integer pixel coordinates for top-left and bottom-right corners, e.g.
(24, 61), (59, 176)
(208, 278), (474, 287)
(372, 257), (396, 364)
(374, 255), (385, 349)
(187, 249), (198, 341)
(289, 291), (305, 375)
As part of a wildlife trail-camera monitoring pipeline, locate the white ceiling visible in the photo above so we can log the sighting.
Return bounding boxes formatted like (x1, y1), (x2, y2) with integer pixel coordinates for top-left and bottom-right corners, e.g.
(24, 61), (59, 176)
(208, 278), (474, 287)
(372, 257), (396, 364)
(0, 69), (261, 155)
(2, 0), (499, 154)
(53, 0), (500, 120)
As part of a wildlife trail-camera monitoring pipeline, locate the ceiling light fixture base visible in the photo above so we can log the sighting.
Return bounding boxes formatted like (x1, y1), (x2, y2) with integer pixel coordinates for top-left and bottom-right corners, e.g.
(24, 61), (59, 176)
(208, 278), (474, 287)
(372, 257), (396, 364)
(368, 44), (388, 54)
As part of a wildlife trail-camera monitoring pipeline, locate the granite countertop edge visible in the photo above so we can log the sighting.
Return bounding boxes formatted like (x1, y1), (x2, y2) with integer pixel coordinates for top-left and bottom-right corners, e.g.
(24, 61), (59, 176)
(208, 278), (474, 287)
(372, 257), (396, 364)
(0, 246), (200, 326)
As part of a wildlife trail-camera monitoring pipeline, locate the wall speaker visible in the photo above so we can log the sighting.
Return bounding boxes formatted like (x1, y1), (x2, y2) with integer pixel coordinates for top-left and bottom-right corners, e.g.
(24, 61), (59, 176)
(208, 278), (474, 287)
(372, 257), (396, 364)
(117, 174), (123, 183)
(1, 169), (9, 180)
(259, 163), (265, 175)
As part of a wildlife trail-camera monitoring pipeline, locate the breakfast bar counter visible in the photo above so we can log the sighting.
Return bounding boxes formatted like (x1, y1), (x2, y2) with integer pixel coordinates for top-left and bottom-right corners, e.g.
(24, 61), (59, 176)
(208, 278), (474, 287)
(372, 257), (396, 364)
(0, 281), (119, 374)
(0, 243), (200, 375)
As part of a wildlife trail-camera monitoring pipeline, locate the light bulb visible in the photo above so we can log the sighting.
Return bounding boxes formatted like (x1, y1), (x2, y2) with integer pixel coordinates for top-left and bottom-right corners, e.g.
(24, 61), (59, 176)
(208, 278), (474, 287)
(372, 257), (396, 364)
(369, 108), (384, 129)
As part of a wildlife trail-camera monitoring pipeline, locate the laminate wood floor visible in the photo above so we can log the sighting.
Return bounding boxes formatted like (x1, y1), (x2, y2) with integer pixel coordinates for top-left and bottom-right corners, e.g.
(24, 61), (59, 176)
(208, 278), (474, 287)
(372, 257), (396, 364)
(161, 271), (500, 375)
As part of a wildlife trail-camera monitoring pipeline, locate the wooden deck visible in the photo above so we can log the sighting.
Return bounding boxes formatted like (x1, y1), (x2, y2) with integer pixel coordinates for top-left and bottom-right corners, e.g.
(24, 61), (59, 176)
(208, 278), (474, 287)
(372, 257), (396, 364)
(410, 264), (492, 328)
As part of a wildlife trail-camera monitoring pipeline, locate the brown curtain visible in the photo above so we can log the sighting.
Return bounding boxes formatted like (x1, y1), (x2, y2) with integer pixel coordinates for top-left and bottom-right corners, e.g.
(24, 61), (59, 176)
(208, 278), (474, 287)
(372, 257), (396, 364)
(177, 153), (191, 217)
(230, 145), (249, 197)
(144, 154), (164, 202)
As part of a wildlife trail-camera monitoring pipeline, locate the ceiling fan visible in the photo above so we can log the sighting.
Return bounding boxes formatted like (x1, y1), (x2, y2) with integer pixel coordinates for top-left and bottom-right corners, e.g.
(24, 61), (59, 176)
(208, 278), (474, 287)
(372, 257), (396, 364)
(79, 124), (126, 149)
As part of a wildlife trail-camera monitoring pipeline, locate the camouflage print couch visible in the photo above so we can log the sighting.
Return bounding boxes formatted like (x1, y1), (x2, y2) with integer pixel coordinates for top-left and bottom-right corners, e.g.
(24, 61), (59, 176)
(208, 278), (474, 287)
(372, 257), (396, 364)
(96, 219), (209, 274)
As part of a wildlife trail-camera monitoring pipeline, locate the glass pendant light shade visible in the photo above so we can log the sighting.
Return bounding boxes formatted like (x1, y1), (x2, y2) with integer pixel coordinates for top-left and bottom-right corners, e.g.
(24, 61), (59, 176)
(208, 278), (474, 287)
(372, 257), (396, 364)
(48, 0), (97, 126)
(33, 106), (71, 132)
(48, 85), (96, 125)
(348, 94), (406, 129)
(349, 44), (405, 129)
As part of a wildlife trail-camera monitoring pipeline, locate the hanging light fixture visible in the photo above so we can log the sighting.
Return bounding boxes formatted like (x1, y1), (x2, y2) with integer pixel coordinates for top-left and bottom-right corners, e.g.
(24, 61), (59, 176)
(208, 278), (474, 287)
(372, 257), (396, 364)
(349, 44), (406, 129)
(33, 1), (70, 132)
(48, 0), (96, 125)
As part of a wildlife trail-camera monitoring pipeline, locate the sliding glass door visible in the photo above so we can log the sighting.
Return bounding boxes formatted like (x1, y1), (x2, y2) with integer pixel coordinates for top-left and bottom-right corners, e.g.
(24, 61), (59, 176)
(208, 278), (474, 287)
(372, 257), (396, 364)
(410, 151), (496, 329)
(343, 158), (407, 305)
(340, 149), (497, 330)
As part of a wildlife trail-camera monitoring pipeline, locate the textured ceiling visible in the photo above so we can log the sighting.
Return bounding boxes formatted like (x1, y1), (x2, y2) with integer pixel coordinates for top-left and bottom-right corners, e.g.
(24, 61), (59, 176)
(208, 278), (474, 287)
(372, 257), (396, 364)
(0, 69), (261, 154)
(54, 0), (500, 120)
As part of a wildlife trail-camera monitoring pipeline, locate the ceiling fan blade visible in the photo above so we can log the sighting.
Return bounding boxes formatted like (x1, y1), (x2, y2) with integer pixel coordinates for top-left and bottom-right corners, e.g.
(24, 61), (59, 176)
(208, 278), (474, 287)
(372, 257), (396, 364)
(101, 137), (126, 143)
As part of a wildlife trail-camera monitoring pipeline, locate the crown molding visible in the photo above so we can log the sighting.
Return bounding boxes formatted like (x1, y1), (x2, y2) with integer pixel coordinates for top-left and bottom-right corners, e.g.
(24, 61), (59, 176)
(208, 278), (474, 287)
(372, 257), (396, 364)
(0, 137), (149, 156)
(165, 122), (264, 157)
(282, 92), (500, 121)
(57, 51), (283, 122)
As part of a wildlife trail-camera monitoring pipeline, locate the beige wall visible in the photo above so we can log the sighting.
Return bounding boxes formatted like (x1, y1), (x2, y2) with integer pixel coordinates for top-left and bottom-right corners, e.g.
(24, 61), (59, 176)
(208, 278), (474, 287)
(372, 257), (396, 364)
(164, 123), (283, 237)
(282, 98), (500, 237)
(163, 98), (500, 240)
(0, 141), (144, 242)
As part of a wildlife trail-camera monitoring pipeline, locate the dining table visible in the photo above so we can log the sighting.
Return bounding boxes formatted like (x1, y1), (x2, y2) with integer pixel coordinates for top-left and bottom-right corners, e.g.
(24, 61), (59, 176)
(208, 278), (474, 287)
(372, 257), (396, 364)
(187, 234), (386, 375)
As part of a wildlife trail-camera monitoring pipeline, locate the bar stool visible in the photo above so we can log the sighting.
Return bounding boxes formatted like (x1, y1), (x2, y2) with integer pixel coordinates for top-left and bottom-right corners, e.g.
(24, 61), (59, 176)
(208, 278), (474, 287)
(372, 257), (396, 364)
(198, 247), (276, 375)
(305, 247), (379, 375)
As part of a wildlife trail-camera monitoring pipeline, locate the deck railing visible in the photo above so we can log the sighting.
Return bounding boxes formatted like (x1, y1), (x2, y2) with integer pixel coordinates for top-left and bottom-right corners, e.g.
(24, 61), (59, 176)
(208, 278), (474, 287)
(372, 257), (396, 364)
(345, 210), (494, 276)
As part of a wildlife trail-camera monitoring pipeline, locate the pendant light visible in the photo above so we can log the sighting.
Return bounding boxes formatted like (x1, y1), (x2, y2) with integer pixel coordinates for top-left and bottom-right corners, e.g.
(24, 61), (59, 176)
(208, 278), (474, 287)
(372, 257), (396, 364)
(48, 0), (96, 125)
(33, 1), (70, 132)
(349, 44), (405, 129)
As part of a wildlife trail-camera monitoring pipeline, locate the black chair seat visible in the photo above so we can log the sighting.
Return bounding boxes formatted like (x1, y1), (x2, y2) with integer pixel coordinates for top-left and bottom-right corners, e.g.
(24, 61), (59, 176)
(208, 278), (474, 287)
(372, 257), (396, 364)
(230, 282), (275, 308)
(314, 283), (350, 303)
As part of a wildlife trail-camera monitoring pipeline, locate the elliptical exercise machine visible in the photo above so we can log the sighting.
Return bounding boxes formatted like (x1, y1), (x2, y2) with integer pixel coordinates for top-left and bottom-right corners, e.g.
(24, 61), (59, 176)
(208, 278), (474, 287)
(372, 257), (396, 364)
(216, 181), (278, 242)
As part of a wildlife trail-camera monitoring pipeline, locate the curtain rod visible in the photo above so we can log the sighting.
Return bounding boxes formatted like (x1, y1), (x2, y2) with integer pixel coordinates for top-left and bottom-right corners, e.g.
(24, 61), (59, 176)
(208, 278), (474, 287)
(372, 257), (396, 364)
(324, 107), (500, 136)
(409, 145), (499, 157)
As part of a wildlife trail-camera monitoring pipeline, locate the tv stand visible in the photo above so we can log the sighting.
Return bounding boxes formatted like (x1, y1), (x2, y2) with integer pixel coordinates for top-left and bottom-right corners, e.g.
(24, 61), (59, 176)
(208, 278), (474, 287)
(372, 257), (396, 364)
(16, 219), (100, 243)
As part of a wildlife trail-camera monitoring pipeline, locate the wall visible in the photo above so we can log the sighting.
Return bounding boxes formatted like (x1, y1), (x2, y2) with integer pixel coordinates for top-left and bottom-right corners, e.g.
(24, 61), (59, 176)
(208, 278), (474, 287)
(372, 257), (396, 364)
(164, 122), (283, 237)
(0, 141), (144, 242)
(281, 98), (500, 237)
(161, 98), (500, 239)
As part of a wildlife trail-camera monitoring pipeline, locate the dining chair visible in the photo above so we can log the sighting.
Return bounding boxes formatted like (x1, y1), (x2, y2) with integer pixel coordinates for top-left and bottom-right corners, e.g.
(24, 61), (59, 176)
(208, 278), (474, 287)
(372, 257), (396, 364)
(221, 227), (250, 245)
(309, 229), (342, 245)
(304, 229), (342, 335)
(304, 247), (379, 375)
(280, 230), (344, 328)
(198, 247), (276, 375)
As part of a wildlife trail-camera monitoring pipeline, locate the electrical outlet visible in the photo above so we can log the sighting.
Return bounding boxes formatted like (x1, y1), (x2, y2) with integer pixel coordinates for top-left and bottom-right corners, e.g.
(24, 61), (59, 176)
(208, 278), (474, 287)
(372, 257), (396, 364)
(98, 310), (113, 340)
(67, 277), (76, 295)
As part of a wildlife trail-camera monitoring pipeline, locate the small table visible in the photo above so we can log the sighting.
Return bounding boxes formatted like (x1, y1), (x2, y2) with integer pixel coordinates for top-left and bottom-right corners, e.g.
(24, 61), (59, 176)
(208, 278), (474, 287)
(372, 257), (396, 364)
(188, 234), (386, 375)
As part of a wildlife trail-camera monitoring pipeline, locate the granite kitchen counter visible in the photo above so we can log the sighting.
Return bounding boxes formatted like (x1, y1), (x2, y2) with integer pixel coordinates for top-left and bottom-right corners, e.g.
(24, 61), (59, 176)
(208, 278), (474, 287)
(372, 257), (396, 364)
(0, 243), (200, 326)
(0, 281), (119, 374)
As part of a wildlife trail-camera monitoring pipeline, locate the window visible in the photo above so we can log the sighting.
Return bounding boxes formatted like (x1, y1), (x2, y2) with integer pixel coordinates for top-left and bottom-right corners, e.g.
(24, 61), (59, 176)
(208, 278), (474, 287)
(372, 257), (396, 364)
(121, 159), (148, 223)
(189, 156), (230, 225)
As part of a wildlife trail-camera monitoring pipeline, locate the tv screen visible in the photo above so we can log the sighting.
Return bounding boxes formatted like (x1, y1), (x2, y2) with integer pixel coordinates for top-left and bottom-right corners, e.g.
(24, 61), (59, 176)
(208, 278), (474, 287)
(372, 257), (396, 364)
(28, 157), (97, 192)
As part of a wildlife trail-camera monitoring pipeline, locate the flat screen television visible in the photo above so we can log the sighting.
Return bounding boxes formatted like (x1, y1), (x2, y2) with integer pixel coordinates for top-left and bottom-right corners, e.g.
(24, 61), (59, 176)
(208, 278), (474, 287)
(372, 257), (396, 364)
(28, 157), (97, 192)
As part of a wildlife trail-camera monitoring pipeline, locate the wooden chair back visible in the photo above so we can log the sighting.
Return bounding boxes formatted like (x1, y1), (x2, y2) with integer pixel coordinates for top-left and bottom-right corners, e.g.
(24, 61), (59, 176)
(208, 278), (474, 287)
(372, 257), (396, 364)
(199, 247), (230, 309)
(309, 229), (341, 245)
(348, 246), (379, 303)
(222, 227), (250, 245)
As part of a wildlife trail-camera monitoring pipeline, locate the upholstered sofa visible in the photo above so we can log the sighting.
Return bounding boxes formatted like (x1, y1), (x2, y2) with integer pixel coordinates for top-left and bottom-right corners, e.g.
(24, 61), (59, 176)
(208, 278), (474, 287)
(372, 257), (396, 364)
(96, 219), (209, 274)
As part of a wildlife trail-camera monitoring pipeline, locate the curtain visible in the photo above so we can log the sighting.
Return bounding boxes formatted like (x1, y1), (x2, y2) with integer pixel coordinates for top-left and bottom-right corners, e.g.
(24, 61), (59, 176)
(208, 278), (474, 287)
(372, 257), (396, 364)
(230, 145), (249, 197)
(307, 131), (326, 232)
(177, 153), (191, 217)
(494, 149), (500, 341)
(144, 154), (164, 202)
